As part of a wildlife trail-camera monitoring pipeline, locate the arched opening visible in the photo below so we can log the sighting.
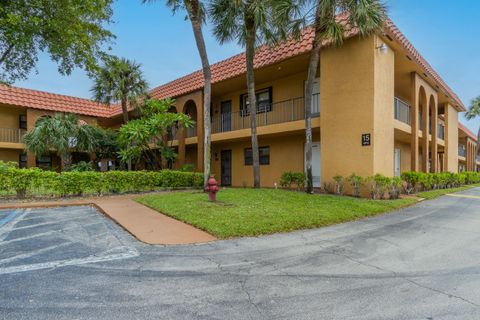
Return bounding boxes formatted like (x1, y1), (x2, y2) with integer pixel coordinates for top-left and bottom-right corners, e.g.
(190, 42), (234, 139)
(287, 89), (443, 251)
(418, 86), (428, 172)
(428, 95), (437, 172)
(183, 100), (197, 138)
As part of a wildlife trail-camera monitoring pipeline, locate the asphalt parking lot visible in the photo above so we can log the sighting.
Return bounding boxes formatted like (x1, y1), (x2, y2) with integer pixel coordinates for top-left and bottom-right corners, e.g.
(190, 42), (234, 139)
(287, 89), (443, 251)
(1, 189), (480, 319)
(0, 206), (138, 275)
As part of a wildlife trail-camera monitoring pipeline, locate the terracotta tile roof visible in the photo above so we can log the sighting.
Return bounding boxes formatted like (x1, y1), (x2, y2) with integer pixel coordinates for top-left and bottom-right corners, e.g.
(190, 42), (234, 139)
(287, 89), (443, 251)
(150, 17), (465, 112)
(383, 19), (465, 111)
(459, 122), (477, 141)
(0, 84), (121, 118)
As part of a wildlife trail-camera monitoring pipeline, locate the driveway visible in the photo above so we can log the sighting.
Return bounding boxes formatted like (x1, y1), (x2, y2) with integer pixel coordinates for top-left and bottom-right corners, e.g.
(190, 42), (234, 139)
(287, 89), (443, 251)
(1, 188), (480, 319)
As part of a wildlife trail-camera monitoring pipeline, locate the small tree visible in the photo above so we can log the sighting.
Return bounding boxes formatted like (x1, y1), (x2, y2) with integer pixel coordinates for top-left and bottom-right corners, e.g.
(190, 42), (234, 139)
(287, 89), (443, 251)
(332, 175), (344, 195)
(116, 99), (193, 169)
(23, 113), (106, 171)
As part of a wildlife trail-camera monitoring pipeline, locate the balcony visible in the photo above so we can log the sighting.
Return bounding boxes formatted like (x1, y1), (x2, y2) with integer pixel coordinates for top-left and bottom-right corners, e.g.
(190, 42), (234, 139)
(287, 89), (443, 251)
(437, 123), (445, 140)
(0, 127), (25, 144)
(212, 94), (319, 134)
(394, 97), (411, 125)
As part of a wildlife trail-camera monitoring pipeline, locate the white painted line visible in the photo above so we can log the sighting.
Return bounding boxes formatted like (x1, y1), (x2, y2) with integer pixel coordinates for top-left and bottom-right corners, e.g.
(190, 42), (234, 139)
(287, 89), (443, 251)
(0, 249), (139, 275)
(0, 242), (71, 265)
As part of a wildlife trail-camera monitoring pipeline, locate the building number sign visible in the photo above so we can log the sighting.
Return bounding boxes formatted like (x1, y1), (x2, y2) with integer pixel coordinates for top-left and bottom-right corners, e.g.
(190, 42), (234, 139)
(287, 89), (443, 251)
(362, 133), (371, 146)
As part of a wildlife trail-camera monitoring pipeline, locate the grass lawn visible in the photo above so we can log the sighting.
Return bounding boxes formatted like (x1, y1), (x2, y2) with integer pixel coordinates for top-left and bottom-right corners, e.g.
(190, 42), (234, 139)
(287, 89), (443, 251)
(416, 184), (480, 200)
(136, 188), (417, 238)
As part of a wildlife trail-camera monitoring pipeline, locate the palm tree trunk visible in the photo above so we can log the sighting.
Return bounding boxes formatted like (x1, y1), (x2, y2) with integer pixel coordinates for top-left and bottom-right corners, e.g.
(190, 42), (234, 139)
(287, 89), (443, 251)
(476, 128), (480, 172)
(121, 97), (132, 170)
(304, 2), (323, 193)
(245, 13), (260, 188)
(187, 0), (212, 187)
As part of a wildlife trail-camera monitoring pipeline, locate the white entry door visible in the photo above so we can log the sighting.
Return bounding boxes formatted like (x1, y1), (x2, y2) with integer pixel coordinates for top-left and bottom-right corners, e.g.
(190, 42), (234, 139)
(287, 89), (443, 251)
(394, 148), (401, 177)
(305, 142), (321, 188)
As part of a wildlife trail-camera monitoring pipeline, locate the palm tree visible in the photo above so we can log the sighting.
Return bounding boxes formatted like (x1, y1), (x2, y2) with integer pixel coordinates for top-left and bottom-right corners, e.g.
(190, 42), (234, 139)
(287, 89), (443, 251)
(142, 0), (212, 186)
(91, 56), (148, 124)
(465, 96), (480, 171)
(210, 0), (300, 188)
(303, 0), (385, 193)
(23, 113), (106, 171)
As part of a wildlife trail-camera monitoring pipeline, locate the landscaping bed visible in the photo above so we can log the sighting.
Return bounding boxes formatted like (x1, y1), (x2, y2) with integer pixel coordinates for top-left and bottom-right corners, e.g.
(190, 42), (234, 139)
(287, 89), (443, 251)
(136, 188), (417, 238)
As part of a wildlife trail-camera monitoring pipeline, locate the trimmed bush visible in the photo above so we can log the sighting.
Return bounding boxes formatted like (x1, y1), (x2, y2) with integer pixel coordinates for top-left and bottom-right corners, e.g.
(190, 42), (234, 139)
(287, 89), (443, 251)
(280, 171), (305, 190)
(0, 166), (203, 199)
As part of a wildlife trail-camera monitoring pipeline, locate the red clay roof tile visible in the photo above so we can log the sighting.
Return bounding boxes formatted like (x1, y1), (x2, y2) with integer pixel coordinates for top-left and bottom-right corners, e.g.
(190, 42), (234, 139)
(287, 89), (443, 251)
(459, 122), (477, 141)
(0, 84), (121, 118)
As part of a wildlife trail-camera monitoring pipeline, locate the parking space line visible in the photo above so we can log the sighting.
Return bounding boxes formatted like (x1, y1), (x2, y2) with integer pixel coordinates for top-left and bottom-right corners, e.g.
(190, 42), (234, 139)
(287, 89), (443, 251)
(446, 194), (480, 199)
(0, 210), (21, 228)
(0, 242), (71, 265)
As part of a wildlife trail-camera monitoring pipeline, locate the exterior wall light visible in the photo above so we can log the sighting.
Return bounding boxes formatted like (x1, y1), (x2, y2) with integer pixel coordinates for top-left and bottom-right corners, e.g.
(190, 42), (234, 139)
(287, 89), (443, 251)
(377, 43), (388, 54)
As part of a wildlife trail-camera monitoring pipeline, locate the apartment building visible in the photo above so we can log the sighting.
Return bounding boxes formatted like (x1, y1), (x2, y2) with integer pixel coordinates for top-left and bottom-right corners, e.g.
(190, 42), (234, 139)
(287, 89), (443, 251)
(0, 17), (477, 185)
(458, 123), (479, 172)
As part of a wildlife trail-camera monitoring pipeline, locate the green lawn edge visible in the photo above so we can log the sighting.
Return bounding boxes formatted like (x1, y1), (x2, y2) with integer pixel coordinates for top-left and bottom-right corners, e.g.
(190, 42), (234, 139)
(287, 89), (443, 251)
(416, 184), (480, 200)
(135, 188), (418, 239)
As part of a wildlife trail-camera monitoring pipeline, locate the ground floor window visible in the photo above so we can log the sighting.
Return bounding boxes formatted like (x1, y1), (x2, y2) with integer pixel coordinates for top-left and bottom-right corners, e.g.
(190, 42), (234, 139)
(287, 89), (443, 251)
(36, 155), (52, 170)
(244, 146), (270, 165)
(19, 153), (27, 168)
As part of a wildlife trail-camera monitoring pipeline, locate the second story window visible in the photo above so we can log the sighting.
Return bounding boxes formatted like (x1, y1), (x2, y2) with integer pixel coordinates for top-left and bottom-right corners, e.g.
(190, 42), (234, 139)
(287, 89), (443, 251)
(240, 87), (272, 116)
(19, 115), (27, 129)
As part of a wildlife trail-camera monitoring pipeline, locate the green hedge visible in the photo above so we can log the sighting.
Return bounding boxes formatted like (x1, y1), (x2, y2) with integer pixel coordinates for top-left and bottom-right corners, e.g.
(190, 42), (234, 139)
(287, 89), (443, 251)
(0, 164), (203, 199)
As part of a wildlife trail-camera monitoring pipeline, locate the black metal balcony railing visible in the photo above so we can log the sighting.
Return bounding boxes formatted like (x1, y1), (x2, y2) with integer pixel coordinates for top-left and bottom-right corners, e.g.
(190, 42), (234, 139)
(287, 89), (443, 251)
(211, 94), (320, 134)
(394, 97), (411, 125)
(0, 127), (25, 144)
(459, 145), (466, 157)
(437, 123), (445, 140)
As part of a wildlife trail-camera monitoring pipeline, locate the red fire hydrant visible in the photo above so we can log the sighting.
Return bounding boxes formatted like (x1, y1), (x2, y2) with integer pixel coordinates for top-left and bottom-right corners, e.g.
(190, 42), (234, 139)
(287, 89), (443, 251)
(205, 175), (219, 202)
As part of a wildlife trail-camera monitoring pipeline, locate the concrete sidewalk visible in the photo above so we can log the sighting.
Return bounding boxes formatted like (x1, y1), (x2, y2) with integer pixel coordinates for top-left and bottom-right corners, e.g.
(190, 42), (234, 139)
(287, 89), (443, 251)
(0, 193), (216, 245)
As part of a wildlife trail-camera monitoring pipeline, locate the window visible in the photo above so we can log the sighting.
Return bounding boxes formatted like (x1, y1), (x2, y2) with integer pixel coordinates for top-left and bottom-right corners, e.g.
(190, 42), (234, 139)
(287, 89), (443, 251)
(19, 115), (27, 130)
(19, 153), (27, 168)
(36, 155), (52, 170)
(244, 146), (270, 166)
(240, 87), (272, 116)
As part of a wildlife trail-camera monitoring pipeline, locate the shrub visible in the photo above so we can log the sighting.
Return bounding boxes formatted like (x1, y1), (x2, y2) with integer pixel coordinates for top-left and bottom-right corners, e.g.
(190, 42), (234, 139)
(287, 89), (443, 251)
(366, 174), (390, 200)
(178, 164), (195, 172)
(280, 171), (305, 191)
(68, 161), (94, 172)
(0, 168), (203, 199)
(389, 177), (403, 199)
(332, 175), (345, 195)
(347, 173), (363, 197)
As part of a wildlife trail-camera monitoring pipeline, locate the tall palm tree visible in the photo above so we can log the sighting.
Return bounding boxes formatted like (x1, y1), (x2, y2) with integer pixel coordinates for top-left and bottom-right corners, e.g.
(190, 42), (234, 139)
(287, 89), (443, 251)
(465, 96), (480, 171)
(303, 0), (385, 193)
(23, 113), (105, 171)
(91, 56), (148, 124)
(142, 0), (212, 186)
(210, 0), (300, 188)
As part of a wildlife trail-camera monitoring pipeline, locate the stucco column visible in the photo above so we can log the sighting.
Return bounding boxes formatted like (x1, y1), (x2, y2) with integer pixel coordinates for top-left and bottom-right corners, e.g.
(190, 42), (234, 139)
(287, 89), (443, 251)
(444, 103), (458, 172)
(410, 73), (419, 171)
(421, 100), (429, 172)
(430, 99), (438, 172)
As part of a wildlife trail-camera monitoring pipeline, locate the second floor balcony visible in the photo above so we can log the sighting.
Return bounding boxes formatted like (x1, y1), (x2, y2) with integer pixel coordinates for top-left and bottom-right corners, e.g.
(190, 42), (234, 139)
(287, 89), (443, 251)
(212, 94), (320, 134)
(0, 127), (25, 144)
(459, 145), (466, 157)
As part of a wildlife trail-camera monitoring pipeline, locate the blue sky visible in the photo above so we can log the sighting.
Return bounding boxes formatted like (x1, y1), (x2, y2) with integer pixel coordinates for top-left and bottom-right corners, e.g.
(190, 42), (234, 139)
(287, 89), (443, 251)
(16, 0), (479, 133)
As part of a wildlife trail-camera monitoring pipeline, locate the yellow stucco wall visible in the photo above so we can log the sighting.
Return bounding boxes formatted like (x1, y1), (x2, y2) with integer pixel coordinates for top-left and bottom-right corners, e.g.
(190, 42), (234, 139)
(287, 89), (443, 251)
(320, 35), (395, 183)
(0, 149), (22, 163)
(209, 132), (319, 187)
(445, 103), (459, 172)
